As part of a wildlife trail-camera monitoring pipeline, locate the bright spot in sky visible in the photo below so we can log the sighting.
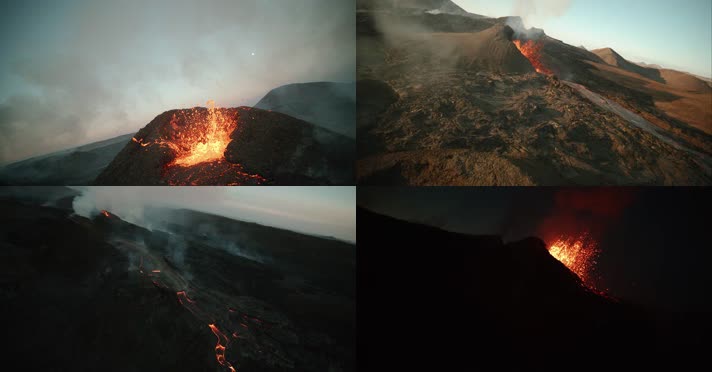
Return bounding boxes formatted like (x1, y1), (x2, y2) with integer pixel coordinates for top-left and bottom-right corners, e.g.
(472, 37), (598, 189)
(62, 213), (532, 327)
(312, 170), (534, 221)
(251, 52), (255, 56)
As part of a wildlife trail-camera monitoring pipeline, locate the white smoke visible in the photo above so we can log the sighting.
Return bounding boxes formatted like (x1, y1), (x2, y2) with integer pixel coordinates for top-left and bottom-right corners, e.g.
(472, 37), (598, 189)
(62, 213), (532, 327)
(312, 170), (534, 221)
(71, 186), (152, 228)
(511, 0), (572, 28)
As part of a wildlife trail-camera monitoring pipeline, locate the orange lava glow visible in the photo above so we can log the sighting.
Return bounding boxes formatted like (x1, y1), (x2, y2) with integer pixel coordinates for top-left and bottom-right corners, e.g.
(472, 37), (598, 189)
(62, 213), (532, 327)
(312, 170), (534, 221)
(134, 100), (237, 167)
(131, 137), (150, 147)
(547, 233), (599, 285)
(209, 324), (236, 372)
(100, 210), (110, 217)
(513, 39), (553, 75)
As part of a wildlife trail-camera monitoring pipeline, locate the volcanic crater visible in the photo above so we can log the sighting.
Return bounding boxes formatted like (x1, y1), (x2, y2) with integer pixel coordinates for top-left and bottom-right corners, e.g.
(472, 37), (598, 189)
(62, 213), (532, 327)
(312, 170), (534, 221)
(94, 103), (354, 186)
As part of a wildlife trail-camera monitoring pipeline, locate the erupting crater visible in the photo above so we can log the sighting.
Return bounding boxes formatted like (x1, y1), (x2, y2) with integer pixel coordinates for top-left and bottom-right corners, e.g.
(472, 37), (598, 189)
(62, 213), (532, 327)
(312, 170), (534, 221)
(132, 100), (237, 167)
(547, 233), (600, 288)
(513, 39), (553, 75)
(95, 99), (354, 185)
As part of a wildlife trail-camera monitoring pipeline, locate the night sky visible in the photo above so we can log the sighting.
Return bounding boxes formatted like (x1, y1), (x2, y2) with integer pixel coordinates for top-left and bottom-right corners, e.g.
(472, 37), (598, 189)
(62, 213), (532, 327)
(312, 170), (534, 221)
(359, 187), (712, 312)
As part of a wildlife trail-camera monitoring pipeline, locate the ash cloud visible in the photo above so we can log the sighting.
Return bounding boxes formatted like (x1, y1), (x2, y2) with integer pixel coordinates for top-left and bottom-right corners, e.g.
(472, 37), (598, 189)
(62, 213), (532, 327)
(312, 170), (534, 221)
(0, 0), (355, 164)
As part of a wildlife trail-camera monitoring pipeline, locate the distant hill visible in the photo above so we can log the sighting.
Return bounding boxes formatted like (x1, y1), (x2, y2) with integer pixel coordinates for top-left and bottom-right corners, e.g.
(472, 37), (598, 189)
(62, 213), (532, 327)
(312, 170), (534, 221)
(591, 47), (664, 82)
(254, 82), (355, 138)
(357, 0), (465, 12)
(0, 133), (134, 185)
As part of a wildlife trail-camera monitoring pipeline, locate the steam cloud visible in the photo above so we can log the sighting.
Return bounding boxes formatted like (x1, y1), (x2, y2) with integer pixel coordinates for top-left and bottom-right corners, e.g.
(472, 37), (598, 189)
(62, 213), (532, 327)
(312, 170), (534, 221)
(0, 0), (355, 164)
(512, 0), (572, 25)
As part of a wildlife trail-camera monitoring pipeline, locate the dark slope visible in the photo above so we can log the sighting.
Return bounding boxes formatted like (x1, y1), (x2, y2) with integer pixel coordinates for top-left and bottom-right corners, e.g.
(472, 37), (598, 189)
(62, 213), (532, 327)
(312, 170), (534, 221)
(0, 197), (355, 371)
(357, 207), (710, 370)
(0, 133), (134, 185)
(254, 82), (356, 139)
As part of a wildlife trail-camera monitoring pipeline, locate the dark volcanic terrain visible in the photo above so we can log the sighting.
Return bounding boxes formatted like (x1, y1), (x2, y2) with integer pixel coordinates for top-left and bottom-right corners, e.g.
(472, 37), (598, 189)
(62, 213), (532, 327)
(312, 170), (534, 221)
(0, 188), (355, 371)
(357, 206), (710, 370)
(357, 4), (712, 185)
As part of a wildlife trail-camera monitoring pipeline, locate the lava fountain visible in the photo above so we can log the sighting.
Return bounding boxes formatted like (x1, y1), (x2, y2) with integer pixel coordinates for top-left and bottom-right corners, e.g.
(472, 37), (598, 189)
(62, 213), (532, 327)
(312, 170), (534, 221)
(132, 100), (237, 167)
(513, 39), (553, 75)
(547, 233), (600, 287)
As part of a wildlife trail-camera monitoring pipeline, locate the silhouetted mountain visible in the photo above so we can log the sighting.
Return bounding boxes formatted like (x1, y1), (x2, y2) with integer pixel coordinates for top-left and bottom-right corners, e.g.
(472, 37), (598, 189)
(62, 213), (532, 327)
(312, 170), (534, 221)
(357, 207), (710, 370)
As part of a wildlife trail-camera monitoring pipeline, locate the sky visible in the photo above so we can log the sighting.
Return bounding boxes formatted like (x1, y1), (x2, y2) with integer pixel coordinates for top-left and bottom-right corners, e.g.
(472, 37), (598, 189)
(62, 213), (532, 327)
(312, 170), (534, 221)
(72, 186), (356, 242)
(456, 0), (712, 77)
(0, 0), (355, 164)
(359, 187), (712, 312)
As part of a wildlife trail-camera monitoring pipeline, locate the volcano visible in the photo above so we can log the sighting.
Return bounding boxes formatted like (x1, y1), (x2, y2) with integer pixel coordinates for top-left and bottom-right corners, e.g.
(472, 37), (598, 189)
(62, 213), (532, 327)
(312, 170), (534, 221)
(95, 105), (353, 186)
(357, 206), (711, 370)
(0, 82), (355, 186)
(0, 189), (355, 371)
(356, 5), (711, 185)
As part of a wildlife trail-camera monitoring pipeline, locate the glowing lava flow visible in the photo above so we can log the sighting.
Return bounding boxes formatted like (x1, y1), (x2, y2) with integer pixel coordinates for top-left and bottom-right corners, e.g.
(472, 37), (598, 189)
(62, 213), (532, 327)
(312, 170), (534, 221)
(176, 291), (237, 371)
(513, 39), (553, 75)
(100, 210), (111, 217)
(547, 233), (600, 286)
(209, 324), (237, 372)
(132, 100), (237, 167)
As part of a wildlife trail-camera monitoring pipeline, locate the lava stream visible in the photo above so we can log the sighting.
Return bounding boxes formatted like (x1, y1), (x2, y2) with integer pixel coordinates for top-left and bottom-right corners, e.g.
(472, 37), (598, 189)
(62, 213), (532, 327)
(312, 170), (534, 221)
(513, 39), (553, 75)
(209, 324), (237, 372)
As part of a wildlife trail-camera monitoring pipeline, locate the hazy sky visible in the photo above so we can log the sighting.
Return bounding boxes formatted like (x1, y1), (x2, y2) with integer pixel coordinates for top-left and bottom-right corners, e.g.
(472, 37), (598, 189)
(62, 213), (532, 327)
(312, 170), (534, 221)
(72, 186), (356, 242)
(457, 0), (712, 77)
(0, 0), (355, 164)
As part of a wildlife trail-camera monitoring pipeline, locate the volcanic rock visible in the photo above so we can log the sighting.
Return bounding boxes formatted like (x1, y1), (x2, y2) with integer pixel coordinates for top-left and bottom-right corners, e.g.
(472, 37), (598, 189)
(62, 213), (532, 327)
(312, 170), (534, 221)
(224, 108), (354, 185)
(357, 79), (399, 131)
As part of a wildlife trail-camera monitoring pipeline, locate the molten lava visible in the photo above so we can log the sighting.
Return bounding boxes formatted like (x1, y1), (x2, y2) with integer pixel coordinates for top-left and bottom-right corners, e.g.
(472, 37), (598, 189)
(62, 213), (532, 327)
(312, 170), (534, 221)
(133, 100), (237, 167)
(513, 39), (553, 75)
(100, 210), (110, 217)
(209, 324), (236, 372)
(547, 233), (600, 286)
